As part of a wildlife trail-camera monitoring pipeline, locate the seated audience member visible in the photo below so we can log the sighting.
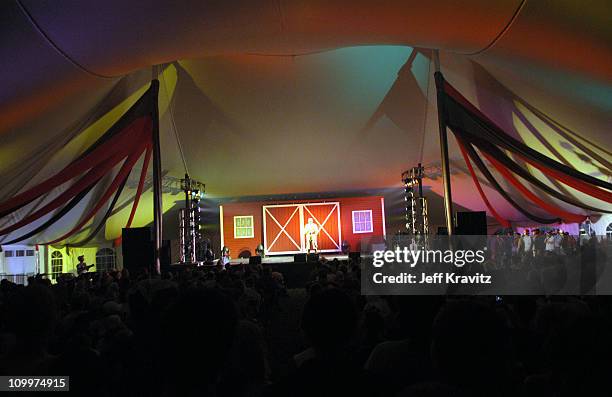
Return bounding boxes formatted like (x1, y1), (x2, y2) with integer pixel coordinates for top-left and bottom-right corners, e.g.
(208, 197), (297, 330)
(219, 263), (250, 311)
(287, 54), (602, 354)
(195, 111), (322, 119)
(430, 300), (514, 397)
(365, 296), (444, 394)
(265, 288), (376, 397)
(159, 288), (238, 396)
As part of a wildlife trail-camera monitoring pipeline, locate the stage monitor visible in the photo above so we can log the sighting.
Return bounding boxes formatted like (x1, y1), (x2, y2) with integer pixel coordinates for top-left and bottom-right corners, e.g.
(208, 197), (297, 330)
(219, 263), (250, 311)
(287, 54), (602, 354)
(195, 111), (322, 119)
(349, 252), (361, 263)
(307, 253), (320, 262)
(294, 253), (307, 262)
(249, 255), (262, 265)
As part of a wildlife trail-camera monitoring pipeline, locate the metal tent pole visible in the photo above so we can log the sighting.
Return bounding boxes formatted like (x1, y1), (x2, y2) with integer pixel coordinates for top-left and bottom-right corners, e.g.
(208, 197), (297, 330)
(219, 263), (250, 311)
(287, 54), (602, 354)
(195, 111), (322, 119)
(433, 50), (454, 235)
(150, 74), (162, 274)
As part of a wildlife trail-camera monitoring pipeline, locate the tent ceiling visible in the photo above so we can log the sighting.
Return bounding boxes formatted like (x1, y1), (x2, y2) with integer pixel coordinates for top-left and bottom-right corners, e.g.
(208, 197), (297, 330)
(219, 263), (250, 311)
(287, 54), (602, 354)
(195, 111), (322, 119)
(0, 1), (610, 243)
(2, 0), (610, 133)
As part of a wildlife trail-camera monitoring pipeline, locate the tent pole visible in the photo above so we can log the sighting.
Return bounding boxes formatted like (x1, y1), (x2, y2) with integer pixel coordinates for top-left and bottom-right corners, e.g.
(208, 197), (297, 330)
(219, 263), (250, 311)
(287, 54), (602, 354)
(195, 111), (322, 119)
(433, 50), (454, 235)
(151, 71), (162, 275)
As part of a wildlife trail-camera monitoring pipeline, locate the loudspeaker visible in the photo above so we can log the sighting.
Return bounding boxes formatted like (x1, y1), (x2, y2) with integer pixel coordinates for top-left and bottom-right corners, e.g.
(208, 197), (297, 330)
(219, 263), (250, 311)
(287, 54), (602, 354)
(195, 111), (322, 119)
(294, 253), (307, 262)
(348, 252), (361, 262)
(249, 255), (262, 265)
(307, 253), (319, 262)
(456, 211), (487, 236)
(122, 227), (153, 273)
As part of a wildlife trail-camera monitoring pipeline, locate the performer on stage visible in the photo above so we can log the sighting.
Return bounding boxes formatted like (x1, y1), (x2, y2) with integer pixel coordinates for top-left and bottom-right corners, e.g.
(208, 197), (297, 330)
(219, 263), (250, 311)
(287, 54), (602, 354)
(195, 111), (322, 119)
(220, 246), (231, 269)
(304, 218), (319, 253)
(76, 255), (94, 275)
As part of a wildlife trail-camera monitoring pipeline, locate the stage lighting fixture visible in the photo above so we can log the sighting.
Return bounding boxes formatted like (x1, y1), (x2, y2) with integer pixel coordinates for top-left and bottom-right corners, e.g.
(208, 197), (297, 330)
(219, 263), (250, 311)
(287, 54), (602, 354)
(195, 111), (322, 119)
(179, 174), (206, 264)
(401, 163), (429, 236)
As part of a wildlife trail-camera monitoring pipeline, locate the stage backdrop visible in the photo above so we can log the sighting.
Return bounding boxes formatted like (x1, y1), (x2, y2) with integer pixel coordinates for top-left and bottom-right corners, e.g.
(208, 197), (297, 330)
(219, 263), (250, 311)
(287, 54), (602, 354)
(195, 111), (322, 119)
(220, 196), (386, 257)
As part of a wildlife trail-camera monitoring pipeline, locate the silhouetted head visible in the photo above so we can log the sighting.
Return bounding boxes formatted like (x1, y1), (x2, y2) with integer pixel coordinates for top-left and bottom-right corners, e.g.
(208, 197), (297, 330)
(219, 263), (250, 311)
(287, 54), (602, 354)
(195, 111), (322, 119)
(301, 288), (357, 354)
(160, 288), (238, 388)
(431, 300), (511, 391)
(4, 285), (57, 346)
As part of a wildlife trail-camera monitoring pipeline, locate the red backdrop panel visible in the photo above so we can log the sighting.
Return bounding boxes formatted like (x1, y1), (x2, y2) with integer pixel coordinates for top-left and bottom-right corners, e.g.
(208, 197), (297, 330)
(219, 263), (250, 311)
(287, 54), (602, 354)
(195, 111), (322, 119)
(264, 205), (301, 253)
(302, 203), (340, 251)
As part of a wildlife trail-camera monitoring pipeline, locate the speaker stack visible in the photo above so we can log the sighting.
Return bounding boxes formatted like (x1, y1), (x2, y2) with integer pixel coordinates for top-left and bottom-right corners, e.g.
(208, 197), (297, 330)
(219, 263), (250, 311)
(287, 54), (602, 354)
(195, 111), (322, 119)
(122, 227), (153, 273)
(122, 227), (172, 273)
(455, 211), (487, 235)
(455, 211), (487, 250)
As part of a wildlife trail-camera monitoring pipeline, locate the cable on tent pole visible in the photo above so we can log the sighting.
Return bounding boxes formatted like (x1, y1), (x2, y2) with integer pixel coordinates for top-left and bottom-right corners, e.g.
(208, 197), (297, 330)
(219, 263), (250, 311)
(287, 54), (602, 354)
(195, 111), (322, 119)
(161, 64), (190, 176)
(433, 49), (454, 235)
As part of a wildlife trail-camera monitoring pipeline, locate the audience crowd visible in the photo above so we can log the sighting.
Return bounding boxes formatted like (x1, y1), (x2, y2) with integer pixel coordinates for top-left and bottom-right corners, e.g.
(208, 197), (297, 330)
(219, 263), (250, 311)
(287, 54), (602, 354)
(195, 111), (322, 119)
(0, 255), (611, 396)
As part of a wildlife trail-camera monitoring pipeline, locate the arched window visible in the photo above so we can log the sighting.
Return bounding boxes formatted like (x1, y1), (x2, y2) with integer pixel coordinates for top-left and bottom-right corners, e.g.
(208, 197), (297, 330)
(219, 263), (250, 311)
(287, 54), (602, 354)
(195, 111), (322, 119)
(606, 223), (612, 241)
(96, 248), (116, 273)
(50, 251), (63, 280)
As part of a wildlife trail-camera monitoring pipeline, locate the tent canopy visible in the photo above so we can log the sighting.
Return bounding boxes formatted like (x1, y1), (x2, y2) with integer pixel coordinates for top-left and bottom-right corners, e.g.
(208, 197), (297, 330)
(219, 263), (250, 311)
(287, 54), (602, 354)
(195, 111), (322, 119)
(0, 1), (610, 244)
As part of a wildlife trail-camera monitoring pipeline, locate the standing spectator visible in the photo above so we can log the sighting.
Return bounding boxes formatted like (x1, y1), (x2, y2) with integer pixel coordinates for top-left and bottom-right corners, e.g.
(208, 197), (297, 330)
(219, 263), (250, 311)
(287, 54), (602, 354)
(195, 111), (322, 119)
(545, 231), (556, 254)
(553, 229), (563, 254)
(520, 229), (534, 265)
(533, 229), (545, 257)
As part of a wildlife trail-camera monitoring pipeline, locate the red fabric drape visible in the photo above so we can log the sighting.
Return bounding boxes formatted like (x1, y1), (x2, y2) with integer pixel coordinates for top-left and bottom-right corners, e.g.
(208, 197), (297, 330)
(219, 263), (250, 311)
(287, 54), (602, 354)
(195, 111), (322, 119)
(456, 138), (511, 228)
(0, 150), (127, 236)
(0, 117), (150, 236)
(0, 117), (150, 216)
(43, 139), (149, 245)
(115, 144), (152, 247)
(518, 154), (612, 203)
(482, 151), (586, 223)
(443, 79), (611, 203)
(126, 144), (152, 228)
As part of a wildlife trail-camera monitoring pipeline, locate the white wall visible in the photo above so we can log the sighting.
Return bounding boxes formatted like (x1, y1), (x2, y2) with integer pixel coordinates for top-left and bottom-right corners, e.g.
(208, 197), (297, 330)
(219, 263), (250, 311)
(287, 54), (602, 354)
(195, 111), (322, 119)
(0, 245), (39, 275)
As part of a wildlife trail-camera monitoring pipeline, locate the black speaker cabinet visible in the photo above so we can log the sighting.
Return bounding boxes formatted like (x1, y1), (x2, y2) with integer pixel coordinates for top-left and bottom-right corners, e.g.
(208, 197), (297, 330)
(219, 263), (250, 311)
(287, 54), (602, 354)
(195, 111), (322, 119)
(456, 211), (487, 236)
(307, 253), (320, 262)
(122, 227), (153, 272)
(294, 253), (307, 262)
(249, 255), (262, 265)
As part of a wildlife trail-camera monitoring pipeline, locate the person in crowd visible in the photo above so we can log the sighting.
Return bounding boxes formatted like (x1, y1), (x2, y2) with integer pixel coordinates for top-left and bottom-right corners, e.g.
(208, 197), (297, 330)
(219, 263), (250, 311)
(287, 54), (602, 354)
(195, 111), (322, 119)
(429, 300), (514, 396)
(561, 232), (575, 255)
(220, 246), (231, 268)
(266, 288), (376, 397)
(520, 229), (534, 264)
(533, 229), (545, 257)
(545, 231), (556, 254)
(512, 232), (522, 262)
(553, 229), (563, 254)
(0, 242), (610, 397)
(502, 230), (514, 268)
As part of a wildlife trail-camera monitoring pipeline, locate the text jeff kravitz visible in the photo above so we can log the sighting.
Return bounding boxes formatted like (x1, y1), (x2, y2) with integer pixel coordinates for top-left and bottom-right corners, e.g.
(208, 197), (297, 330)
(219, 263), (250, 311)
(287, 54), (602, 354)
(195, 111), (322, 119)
(372, 272), (492, 284)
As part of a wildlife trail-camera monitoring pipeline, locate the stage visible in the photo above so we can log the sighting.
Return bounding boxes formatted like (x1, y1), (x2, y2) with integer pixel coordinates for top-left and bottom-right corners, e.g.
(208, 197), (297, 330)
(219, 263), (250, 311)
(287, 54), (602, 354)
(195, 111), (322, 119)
(226, 253), (350, 266)
(166, 253), (355, 288)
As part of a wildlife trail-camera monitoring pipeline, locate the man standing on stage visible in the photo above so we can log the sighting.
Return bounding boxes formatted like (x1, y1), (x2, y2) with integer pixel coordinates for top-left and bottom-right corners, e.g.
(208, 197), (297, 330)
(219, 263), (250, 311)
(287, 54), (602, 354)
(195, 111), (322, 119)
(304, 218), (320, 253)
